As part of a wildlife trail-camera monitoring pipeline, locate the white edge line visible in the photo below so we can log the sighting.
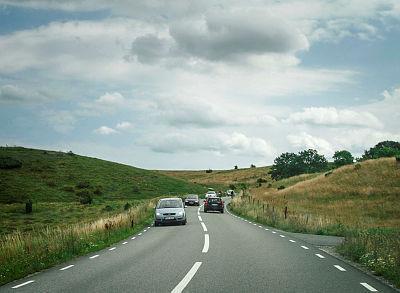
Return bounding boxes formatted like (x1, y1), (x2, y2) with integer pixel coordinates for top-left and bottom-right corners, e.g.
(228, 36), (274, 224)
(171, 262), (202, 293)
(289, 239), (296, 242)
(122, 241), (128, 245)
(202, 234), (210, 253)
(60, 264), (74, 271)
(280, 235), (285, 237)
(360, 283), (378, 292)
(138, 233), (142, 236)
(198, 216), (202, 222)
(131, 236), (136, 240)
(301, 245), (309, 250)
(315, 253), (325, 259)
(201, 222), (208, 232)
(109, 247), (116, 251)
(334, 265), (346, 271)
(11, 280), (34, 289)
(89, 254), (99, 259)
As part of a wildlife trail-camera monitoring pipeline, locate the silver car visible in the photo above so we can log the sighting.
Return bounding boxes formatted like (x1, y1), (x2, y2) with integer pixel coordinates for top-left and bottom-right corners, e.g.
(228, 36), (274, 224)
(154, 198), (187, 226)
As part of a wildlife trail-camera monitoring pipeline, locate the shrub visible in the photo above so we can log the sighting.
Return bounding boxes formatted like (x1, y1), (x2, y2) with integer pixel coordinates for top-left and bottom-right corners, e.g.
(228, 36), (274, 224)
(67, 151), (75, 156)
(25, 199), (32, 214)
(250, 164), (256, 168)
(257, 178), (268, 183)
(79, 193), (93, 205)
(229, 184), (236, 190)
(0, 157), (22, 169)
(354, 164), (361, 170)
(124, 202), (131, 210)
(132, 186), (140, 193)
(205, 169), (213, 173)
(93, 187), (102, 195)
(325, 171), (333, 177)
(234, 165), (238, 170)
(76, 181), (90, 189)
(277, 185), (285, 190)
(267, 183), (272, 188)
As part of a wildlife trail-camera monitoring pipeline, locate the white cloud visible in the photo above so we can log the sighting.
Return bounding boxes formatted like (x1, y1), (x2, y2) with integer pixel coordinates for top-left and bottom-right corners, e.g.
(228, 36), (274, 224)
(285, 107), (383, 128)
(43, 110), (77, 133)
(143, 131), (276, 158)
(94, 126), (118, 135)
(116, 121), (133, 130)
(0, 84), (52, 103)
(287, 132), (335, 155)
(79, 92), (128, 115)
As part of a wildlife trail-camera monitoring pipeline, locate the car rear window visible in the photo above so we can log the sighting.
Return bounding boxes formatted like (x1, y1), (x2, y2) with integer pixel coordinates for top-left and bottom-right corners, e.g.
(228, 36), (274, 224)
(187, 195), (198, 199)
(208, 198), (221, 203)
(157, 199), (183, 209)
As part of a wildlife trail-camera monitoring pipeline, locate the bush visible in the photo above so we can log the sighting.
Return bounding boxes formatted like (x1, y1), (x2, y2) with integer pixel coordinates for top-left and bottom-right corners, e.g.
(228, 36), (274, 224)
(229, 184), (236, 190)
(76, 181), (90, 189)
(132, 186), (140, 193)
(277, 185), (285, 190)
(25, 199), (32, 214)
(362, 140), (400, 160)
(103, 205), (113, 212)
(257, 178), (268, 183)
(62, 185), (74, 192)
(234, 165), (238, 170)
(325, 171), (333, 177)
(354, 164), (361, 170)
(0, 157), (22, 169)
(124, 203), (131, 210)
(93, 187), (102, 195)
(205, 169), (212, 173)
(250, 164), (256, 168)
(79, 193), (93, 205)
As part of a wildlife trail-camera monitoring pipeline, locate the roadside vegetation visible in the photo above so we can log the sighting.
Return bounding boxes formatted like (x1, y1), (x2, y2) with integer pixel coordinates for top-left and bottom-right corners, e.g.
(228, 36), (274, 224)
(0, 146), (206, 285)
(230, 141), (400, 287)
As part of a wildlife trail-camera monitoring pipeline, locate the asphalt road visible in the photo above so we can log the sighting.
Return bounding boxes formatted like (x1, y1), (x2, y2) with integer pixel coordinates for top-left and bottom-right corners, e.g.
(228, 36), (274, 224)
(1, 198), (396, 293)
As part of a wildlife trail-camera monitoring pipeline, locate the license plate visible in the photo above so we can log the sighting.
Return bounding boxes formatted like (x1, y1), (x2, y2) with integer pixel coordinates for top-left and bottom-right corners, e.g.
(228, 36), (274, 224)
(165, 216), (174, 220)
(212, 204), (218, 206)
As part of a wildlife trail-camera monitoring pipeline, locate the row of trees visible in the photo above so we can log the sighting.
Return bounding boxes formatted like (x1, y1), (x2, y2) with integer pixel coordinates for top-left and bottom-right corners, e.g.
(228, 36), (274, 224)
(270, 140), (400, 180)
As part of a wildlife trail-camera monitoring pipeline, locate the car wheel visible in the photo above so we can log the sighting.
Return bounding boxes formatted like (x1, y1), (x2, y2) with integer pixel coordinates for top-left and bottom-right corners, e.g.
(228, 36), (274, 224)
(204, 209), (207, 213)
(221, 209), (224, 213)
(154, 221), (159, 227)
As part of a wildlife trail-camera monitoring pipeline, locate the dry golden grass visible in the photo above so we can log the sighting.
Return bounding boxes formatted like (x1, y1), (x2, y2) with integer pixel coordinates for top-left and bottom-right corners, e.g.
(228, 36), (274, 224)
(159, 166), (271, 187)
(247, 158), (400, 229)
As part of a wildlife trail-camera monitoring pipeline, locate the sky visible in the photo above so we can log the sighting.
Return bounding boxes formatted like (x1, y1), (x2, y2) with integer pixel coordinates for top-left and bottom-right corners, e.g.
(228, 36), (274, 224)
(0, 0), (399, 170)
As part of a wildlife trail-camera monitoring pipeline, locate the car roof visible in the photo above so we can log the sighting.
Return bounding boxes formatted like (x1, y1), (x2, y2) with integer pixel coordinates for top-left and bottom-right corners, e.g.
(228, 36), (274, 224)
(159, 197), (181, 201)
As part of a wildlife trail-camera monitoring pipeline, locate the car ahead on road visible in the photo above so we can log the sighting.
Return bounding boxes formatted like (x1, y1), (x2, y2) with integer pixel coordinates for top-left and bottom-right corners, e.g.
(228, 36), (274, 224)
(204, 197), (224, 213)
(185, 194), (200, 206)
(205, 190), (217, 198)
(154, 198), (186, 226)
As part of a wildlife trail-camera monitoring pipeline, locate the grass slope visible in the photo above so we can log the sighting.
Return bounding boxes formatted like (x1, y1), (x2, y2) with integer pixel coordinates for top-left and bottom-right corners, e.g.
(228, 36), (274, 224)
(0, 147), (205, 234)
(159, 166), (271, 189)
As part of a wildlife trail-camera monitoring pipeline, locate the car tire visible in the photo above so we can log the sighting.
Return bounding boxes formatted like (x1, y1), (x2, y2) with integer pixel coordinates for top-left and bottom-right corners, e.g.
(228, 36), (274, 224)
(221, 209), (224, 213)
(204, 209), (207, 213)
(154, 221), (159, 227)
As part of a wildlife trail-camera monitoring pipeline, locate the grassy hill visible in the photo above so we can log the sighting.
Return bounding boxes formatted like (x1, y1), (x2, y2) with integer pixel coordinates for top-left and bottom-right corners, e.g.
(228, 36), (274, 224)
(159, 166), (271, 189)
(0, 147), (206, 234)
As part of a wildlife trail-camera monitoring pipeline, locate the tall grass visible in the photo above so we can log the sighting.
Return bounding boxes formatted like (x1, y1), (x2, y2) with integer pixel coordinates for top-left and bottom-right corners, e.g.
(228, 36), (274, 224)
(0, 200), (156, 286)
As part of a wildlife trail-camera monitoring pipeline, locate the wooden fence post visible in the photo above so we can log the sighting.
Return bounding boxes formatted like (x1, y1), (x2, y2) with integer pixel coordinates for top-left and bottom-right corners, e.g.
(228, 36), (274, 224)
(284, 206), (288, 219)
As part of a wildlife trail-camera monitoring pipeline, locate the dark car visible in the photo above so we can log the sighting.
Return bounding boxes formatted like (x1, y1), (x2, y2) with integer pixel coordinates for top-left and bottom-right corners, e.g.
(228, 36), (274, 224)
(185, 194), (200, 206)
(204, 197), (224, 213)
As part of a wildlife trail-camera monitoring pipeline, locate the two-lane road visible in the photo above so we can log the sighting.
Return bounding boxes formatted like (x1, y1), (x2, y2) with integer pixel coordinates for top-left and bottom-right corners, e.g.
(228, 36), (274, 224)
(1, 199), (396, 292)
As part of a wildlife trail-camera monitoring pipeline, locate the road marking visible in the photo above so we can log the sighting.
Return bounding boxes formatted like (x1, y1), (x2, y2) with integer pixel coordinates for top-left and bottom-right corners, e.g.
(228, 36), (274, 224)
(202, 234), (209, 253)
(147, 226), (151, 229)
(253, 223), (257, 226)
(301, 245), (309, 250)
(138, 233), (142, 236)
(315, 254), (325, 259)
(201, 222), (208, 232)
(272, 231), (277, 234)
(289, 239), (296, 242)
(258, 225), (262, 228)
(197, 210), (200, 215)
(109, 247), (116, 251)
(248, 221), (252, 224)
(265, 228), (269, 231)
(60, 265), (74, 271)
(131, 237), (136, 240)
(334, 265), (346, 271)
(198, 215), (202, 222)
(280, 235), (285, 238)
(171, 262), (202, 293)
(89, 254), (99, 259)
(122, 241), (128, 245)
(11, 280), (34, 289)
(360, 283), (378, 292)
(143, 229), (147, 232)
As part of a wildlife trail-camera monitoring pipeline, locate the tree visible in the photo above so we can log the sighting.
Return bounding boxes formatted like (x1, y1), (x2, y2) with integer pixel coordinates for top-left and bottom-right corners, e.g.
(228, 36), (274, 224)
(333, 150), (354, 167)
(270, 149), (328, 180)
(270, 152), (303, 180)
(362, 141), (400, 160)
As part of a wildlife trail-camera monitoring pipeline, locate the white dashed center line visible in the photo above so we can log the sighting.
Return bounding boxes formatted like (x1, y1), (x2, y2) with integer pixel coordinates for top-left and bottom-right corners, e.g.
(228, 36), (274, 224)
(198, 215), (202, 222)
(202, 234), (209, 253)
(11, 280), (34, 289)
(171, 262), (202, 293)
(272, 231), (277, 234)
(334, 265), (346, 271)
(89, 254), (99, 259)
(289, 240), (296, 243)
(122, 241), (128, 245)
(360, 283), (378, 292)
(60, 264), (74, 271)
(201, 222), (208, 232)
(301, 245), (309, 250)
(315, 254), (325, 259)
(109, 247), (116, 251)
